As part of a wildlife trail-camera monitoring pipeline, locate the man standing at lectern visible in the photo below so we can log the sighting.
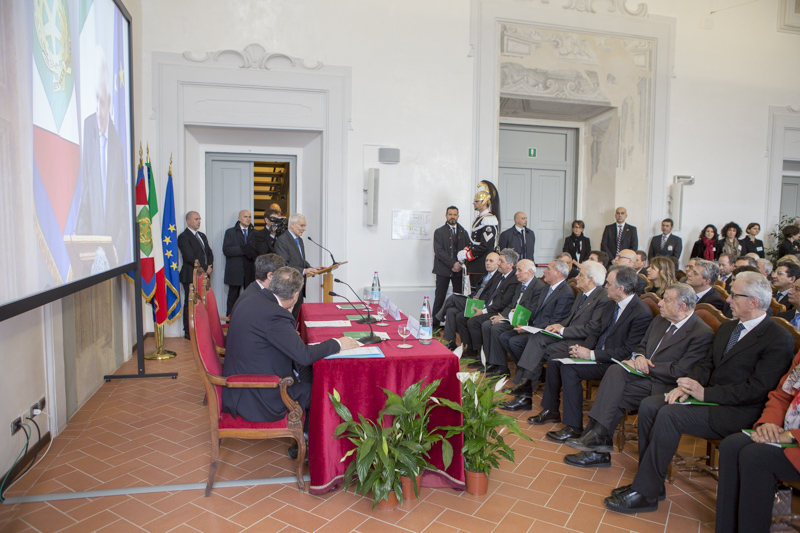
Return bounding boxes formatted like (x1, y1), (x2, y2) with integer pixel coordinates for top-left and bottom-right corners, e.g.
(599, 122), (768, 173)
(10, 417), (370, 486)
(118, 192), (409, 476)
(275, 213), (323, 320)
(178, 211), (213, 339)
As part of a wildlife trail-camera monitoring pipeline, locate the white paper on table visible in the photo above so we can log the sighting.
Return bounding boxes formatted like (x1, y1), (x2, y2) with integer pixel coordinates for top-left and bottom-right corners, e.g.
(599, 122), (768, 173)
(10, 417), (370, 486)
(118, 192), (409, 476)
(406, 316), (420, 338)
(304, 320), (352, 328)
(336, 304), (367, 310)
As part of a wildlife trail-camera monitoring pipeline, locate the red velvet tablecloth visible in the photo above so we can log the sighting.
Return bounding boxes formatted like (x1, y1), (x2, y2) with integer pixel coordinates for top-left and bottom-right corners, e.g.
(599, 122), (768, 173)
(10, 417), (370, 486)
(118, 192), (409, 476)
(300, 303), (465, 495)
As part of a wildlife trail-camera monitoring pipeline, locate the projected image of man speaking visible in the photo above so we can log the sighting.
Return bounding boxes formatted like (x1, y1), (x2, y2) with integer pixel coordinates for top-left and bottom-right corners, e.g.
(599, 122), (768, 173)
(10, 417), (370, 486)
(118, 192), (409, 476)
(74, 48), (130, 274)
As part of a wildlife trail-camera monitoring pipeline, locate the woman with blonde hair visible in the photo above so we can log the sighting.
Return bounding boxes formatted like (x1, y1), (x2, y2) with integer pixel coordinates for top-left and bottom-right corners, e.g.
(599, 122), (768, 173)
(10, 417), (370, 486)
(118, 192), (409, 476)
(644, 256), (677, 298)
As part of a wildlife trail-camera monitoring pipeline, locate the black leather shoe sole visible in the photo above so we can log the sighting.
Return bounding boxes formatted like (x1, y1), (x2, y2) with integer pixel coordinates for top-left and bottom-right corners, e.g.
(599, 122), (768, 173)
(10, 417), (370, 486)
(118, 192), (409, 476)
(604, 493), (658, 514)
(564, 437), (614, 453)
(563, 451), (611, 468)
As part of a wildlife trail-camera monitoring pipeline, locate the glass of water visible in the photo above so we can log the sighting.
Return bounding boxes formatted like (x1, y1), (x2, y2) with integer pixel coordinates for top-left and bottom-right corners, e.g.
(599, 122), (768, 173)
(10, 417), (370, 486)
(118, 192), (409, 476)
(398, 325), (412, 348)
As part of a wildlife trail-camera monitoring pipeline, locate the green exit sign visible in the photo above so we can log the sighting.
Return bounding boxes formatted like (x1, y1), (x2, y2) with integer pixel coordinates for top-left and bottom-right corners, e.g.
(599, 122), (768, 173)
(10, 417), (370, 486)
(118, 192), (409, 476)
(528, 148), (537, 157)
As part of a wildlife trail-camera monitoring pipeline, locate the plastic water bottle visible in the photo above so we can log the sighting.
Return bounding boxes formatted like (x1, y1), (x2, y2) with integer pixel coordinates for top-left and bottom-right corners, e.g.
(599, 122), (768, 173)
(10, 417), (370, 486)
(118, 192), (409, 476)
(371, 272), (381, 303)
(419, 296), (433, 344)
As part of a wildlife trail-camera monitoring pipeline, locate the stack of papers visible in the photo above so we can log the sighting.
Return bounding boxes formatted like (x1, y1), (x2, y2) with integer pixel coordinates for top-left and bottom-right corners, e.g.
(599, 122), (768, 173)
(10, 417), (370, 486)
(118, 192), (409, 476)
(305, 320), (352, 328)
(553, 358), (596, 365)
(518, 326), (562, 339)
(613, 358), (647, 377)
(326, 346), (385, 359)
(336, 304), (367, 310)
(344, 331), (390, 340)
(741, 429), (797, 448)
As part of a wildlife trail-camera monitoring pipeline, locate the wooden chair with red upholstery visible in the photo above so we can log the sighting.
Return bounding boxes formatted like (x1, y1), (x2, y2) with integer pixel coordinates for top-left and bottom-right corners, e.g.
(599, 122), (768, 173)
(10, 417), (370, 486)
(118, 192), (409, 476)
(695, 303), (731, 334)
(193, 260), (207, 302)
(713, 284), (729, 301)
(203, 289), (227, 356)
(188, 286), (306, 495)
(772, 316), (800, 354)
(771, 298), (788, 317)
(639, 292), (661, 317)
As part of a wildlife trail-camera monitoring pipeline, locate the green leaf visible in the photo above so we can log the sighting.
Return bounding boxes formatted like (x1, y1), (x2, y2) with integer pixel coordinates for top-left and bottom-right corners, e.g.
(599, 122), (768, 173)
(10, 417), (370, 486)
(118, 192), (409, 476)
(440, 439), (453, 470)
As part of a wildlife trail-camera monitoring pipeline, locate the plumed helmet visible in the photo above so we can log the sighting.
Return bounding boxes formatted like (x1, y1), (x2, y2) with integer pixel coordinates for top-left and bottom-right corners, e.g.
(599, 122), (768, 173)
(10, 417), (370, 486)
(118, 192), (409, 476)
(474, 180), (500, 219)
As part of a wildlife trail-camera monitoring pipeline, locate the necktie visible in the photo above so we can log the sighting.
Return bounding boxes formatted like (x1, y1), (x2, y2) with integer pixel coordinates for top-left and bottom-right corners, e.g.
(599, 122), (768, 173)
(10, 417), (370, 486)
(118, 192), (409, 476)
(100, 133), (107, 216)
(196, 233), (207, 262)
(792, 313), (800, 329)
(596, 304), (621, 350)
(723, 322), (746, 354)
(696, 294), (700, 303)
(243, 228), (248, 242)
(617, 225), (623, 255)
(577, 294), (588, 309)
(652, 324), (677, 356)
(539, 285), (554, 310)
(520, 230), (526, 259)
(661, 234), (667, 250)
(475, 273), (490, 298)
(517, 284), (529, 304)
(295, 236), (303, 257)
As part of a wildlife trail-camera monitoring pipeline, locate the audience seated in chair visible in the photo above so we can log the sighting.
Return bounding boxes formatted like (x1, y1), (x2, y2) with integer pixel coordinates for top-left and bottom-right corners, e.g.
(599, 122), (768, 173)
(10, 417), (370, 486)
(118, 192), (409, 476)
(686, 259), (725, 311)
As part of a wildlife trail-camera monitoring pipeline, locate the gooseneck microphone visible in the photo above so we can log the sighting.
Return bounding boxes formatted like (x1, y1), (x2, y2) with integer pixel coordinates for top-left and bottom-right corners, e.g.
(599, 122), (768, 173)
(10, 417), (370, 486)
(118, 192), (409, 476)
(334, 277), (377, 324)
(307, 236), (337, 265)
(328, 291), (382, 345)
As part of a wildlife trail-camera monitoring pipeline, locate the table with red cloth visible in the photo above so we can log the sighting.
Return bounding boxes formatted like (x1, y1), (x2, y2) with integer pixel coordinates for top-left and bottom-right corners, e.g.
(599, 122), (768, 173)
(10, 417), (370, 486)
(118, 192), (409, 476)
(299, 303), (465, 495)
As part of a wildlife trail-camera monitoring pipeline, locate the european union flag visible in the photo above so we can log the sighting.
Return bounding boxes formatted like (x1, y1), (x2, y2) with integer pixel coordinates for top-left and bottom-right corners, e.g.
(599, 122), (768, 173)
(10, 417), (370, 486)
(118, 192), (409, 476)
(161, 169), (181, 324)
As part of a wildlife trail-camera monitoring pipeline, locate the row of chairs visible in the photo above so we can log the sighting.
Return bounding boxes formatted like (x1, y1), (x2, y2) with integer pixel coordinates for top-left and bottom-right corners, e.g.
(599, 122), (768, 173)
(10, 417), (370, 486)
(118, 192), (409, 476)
(186, 264), (307, 496)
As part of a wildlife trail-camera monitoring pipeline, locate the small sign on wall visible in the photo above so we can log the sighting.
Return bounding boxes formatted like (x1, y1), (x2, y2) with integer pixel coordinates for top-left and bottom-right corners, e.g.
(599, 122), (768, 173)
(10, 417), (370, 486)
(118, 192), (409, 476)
(528, 148), (537, 157)
(392, 210), (431, 240)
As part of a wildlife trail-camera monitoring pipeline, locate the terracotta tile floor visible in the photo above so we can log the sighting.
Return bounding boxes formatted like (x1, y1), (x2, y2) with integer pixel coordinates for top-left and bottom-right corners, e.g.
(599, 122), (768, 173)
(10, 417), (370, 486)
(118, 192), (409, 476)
(0, 338), (724, 532)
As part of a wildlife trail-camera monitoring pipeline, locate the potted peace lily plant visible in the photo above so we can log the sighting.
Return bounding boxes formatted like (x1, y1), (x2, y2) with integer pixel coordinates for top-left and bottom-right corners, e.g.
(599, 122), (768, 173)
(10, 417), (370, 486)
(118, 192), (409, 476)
(329, 378), (453, 510)
(439, 371), (531, 495)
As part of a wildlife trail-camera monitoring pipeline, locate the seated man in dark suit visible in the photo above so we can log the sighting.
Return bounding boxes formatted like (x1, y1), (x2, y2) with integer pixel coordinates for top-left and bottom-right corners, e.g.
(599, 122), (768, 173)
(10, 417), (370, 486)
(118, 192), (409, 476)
(635, 250), (648, 276)
(482, 259), (544, 375)
(231, 253), (287, 317)
(605, 272), (795, 514)
(222, 267), (359, 458)
(612, 249), (646, 295)
(686, 259), (725, 311)
(600, 207), (638, 259)
(498, 211), (535, 262)
(437, 252), (500, 351)
(461, 249), (520, 363)
(498, 259), (576, 399)
(501, 261), (609, 411)
(773, 261), (800, 312)
(718, 253), (735, 290)
(647, 218), (682, 263)
(777, 278), (800, 327)
(561, 283), (714, 469)
(531, 266), (653, 442)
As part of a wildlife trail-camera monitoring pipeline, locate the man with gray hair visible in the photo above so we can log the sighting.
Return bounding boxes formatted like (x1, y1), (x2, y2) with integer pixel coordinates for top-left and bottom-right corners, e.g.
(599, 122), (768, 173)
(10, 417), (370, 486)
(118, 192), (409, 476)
(461, 248), (520, 363)
(498, 259), (575, 400)
(607, 272), (795, 515)
(222, 267), (359, 460)
(274, 213), (324, 320)
(231, 253), (288, 316)
(501, 261), (609, 411)
(685, 259), (725, 311)
(756, 258), (773, 279)
(562, 283), (714, 470)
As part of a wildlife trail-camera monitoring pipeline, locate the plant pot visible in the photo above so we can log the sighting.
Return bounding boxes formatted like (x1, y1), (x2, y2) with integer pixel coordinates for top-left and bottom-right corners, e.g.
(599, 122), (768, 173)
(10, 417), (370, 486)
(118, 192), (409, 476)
(375, 491), (399, 511)
(464, 469), (488, 496)
(400, 474), (423, 501)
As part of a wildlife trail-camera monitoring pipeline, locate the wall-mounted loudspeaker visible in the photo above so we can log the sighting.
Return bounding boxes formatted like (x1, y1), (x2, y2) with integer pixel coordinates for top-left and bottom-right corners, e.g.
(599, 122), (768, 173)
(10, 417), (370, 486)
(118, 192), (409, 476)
(378, 147), (400, 164)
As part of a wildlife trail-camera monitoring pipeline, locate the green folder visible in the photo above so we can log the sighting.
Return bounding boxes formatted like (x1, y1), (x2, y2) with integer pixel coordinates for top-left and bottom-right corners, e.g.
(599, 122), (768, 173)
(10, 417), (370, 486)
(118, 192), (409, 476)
(613, 358), (647, 378)
(344, 331), (376, 339)
(509, 305), (532, 327)
(741, 429), (798, 448)
(464, 298), (485, 318)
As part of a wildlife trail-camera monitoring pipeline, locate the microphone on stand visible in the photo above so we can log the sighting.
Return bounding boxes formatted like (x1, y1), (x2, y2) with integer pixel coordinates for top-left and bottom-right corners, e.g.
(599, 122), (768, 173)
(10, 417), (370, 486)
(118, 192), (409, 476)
(328, 291), (382, 345)
(334, 278), (377, 324)
(307, 236), (337, 265)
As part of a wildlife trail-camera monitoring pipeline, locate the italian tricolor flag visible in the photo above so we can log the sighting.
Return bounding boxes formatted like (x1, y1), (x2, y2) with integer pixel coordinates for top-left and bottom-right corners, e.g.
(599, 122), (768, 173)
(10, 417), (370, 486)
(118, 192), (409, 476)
(134, 155), (167, 324)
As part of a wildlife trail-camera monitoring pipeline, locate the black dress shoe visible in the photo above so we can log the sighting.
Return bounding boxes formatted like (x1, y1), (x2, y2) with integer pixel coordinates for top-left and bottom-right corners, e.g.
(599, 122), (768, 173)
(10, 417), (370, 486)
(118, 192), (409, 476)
(564, 429), (614, 453)
(485, 365), (510, 377)
(545, 426), (581, 442)
(527, 409), (561, 425)
(501, 395), (532, 411)
(502, 378), (531, 395)
(466, 357), (483, 369)
(446, 340), (457, 351)
(611, 484), (666, 501)
(604, 487), (658, 514)
(564, 451), (611, 468)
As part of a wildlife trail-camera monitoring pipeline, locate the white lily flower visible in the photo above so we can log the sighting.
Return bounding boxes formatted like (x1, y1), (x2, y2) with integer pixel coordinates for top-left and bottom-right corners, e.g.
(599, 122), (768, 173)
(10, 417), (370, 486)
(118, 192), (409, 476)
(469, 372), (479, 383)
(431, 397), (440, 404)
(456, 372), (470, 383)
(474, 391), (479, 408)
(494, 377), (507, 392)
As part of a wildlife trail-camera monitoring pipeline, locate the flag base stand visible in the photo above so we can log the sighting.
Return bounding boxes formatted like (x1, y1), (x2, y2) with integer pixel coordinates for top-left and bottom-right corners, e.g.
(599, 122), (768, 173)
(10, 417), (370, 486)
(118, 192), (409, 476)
(144, 324), (177, 360)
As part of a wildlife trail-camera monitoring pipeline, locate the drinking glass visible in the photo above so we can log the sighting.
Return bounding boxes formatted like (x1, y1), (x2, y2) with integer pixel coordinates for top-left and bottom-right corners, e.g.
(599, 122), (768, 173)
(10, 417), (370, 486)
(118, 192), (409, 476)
(376, 305), (388, 326)
(398, 325), (412, 348)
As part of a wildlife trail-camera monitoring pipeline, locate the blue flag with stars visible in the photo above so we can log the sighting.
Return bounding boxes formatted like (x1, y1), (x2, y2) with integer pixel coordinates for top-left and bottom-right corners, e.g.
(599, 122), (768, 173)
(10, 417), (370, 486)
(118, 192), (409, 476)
(161, 169), (182, 324)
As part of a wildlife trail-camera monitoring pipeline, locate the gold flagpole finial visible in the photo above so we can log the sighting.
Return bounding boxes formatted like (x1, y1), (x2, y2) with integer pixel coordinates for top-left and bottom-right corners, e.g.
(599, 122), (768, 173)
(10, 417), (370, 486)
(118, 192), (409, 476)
(139, 142), (143, 160)
(146, 142), (150, 162)
(169, 153), (173, 174)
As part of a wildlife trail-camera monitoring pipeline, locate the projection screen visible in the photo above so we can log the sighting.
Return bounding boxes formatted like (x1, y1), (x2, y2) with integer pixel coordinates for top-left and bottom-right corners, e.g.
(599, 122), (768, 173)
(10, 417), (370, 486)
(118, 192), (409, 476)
(0, 0), (135, 321)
